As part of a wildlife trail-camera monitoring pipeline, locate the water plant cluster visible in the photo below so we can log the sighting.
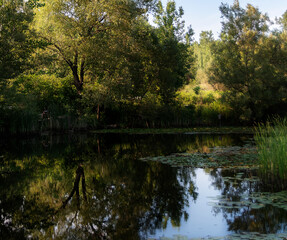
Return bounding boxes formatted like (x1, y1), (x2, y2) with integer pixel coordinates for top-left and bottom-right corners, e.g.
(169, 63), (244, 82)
(208, 190), (287, 211)
(255, 118), (287, 189)
(148, 232), (287, 240)
(140, 145), (258, 169)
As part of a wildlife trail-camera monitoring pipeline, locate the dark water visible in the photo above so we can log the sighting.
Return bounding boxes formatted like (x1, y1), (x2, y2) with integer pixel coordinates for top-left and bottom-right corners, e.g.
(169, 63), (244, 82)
(1, 133), (287, 239)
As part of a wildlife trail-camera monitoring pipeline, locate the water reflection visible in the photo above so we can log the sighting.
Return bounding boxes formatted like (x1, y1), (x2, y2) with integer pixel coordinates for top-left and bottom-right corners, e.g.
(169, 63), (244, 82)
(1, 133), (287, 239)
(51, 163), (196, 240)
(209, 168), (287, 235)
(1, 134), (200, 239)
(61, 164), (87, 209)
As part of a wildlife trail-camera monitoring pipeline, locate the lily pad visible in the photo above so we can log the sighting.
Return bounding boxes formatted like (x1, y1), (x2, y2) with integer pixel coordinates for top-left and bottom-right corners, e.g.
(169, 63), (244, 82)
(139, 145), (258, 169)
(208, 190), (287, 212)
(149, 231), (287, 240)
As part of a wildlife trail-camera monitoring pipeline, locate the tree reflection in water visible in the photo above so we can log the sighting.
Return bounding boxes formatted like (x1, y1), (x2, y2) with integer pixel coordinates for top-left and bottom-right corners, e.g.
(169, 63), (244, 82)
(61, 164), (87, 209)
(0, 134), (200, 239)
(209, 168), (287, 234)
(54, 164), (197, 239)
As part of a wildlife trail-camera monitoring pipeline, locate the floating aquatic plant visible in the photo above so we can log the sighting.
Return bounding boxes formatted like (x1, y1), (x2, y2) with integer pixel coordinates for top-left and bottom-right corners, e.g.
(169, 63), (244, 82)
(148, 231), (287, 239)
(140, 145), (258, 169)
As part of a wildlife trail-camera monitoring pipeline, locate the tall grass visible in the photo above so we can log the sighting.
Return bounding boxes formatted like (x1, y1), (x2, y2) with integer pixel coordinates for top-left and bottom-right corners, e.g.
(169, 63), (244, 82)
(255, 118), (287, 189)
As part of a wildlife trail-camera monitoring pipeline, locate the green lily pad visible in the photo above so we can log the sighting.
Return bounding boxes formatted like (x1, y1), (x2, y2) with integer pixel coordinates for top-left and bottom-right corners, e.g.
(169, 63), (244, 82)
(140, 145), (258, 169)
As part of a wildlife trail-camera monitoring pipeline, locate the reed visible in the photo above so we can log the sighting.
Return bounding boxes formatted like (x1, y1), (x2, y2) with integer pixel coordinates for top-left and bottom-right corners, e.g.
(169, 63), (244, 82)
(255, 118), (287, 188)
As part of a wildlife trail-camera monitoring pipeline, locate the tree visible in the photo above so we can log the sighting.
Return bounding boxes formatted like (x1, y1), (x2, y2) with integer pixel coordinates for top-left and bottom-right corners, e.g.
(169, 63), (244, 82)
(0, 1), (35, 81)
(153, 0), (193, 104)
(32, 0), (156, 93)
(197, 31), (214, 69)
(33, 0), (105, 92)
(192, 31), (215, 86)
(208, 1), (284, 121)
(278, 10), (287, 32)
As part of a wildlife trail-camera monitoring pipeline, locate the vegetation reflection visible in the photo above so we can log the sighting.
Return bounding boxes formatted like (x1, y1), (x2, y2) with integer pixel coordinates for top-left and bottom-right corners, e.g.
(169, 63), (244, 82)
(209, 168), (287, 235)
(0, 134), (200, 239)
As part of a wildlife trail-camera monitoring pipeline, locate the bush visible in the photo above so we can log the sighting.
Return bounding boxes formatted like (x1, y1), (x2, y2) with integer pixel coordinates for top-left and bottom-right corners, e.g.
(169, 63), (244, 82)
(0, 74), (79, 133)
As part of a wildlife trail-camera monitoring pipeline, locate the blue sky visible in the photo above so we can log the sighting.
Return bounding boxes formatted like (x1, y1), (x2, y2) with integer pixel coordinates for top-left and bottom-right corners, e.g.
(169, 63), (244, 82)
(159, 0), (287, 41)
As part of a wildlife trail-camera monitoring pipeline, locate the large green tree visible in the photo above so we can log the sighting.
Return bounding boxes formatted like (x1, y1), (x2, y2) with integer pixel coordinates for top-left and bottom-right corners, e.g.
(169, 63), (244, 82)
(73, 0), (194, 123)
(33, 0), (156, 92)
(209, 1), (287, 121)
(79, 16), (161, 122)
(153, 0), (193, 104)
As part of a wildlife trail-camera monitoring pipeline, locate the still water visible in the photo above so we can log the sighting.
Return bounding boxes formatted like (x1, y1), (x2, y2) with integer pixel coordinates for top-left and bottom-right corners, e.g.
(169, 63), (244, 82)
(1, 133), (287, 239)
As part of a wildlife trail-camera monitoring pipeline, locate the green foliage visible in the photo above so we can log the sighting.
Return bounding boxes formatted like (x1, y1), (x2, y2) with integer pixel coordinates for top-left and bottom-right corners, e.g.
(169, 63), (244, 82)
(0, 1), (35, 80)
(0, 74), (78, 133)
(154, 0), (186, 41)
(176, 83), (233, 126)
(32, 0), (155, 92)
(209, 2), (287, 122)
(191, 31), (215, 94)
(12, 74), (78, 114)
(193, 31), (214, 71)
(152, 0), (193, 104)
(193, 86), (200, 95)
(278, 10), (287, 31)
(3, 0), (287, 131)
(0, 86), (39, 133)
(255, 118), (287, 188)
(73, 0), (195, 126)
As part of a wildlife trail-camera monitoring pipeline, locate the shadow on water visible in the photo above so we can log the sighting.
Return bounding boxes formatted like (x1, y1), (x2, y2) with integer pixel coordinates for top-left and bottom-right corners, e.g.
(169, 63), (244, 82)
(1, 133), (287, 239)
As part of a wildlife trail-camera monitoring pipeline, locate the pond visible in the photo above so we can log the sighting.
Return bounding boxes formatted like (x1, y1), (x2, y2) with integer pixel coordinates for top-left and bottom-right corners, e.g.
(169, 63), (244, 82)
(1, 132), (287, 239)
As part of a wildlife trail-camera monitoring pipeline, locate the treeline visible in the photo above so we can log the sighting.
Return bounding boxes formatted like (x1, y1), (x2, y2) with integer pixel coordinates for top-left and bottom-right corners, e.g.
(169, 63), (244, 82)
(1, 0), (287, 133)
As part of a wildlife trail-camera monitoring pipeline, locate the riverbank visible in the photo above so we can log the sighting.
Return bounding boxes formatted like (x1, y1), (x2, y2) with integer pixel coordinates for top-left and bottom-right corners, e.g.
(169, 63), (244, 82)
(92, 126), (254, 134)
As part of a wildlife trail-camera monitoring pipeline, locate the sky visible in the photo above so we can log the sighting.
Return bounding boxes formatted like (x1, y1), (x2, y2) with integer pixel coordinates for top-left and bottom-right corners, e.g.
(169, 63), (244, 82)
(159, 0), (287, 42)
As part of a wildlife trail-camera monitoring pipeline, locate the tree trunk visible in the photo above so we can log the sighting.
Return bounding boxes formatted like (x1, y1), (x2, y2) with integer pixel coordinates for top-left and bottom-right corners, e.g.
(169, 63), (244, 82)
(97, 104), (100, 120)
(71, 52), (84, 92)
(53, 44), (84, 92)
(72, 67), (83, 92)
